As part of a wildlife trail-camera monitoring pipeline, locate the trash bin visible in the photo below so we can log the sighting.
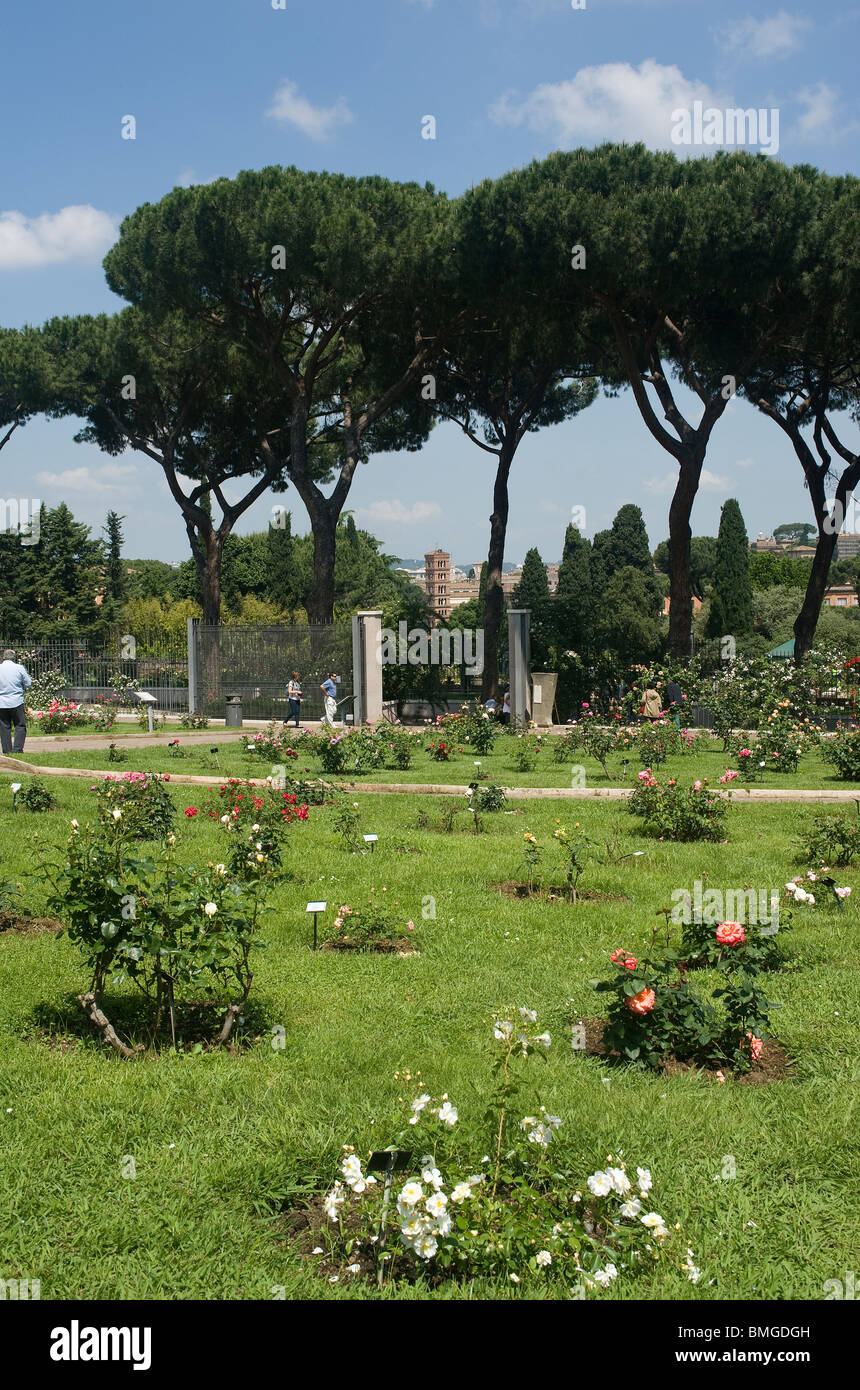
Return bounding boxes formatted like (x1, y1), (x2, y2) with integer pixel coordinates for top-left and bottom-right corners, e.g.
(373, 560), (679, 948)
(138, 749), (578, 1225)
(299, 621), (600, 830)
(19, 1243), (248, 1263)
(225, 694), (243, 728)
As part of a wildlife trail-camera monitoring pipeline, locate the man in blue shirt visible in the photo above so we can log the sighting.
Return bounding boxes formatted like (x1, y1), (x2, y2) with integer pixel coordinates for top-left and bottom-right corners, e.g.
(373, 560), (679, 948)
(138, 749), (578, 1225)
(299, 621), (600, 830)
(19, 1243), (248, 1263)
(0, 649), (33, 755)
(320, 673), (338, 727)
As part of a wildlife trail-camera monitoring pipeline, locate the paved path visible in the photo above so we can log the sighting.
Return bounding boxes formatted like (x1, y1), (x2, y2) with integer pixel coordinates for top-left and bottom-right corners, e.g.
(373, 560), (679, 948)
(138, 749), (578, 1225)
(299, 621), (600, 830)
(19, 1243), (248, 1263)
(1, 754), (859, 802)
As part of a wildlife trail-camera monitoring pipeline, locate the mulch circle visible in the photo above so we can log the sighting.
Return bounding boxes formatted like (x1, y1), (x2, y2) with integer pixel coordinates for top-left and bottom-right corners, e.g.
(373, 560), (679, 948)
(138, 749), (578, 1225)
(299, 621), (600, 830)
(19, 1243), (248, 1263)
(578, 1016), (794, 1084)
(0, 912), (63, 938)
(494, 881), (628, 904)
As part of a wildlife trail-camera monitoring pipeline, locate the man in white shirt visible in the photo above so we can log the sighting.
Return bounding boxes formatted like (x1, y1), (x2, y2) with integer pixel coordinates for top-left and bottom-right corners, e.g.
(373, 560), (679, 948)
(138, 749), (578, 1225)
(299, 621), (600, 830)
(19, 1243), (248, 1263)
(0, 649), (33, 754)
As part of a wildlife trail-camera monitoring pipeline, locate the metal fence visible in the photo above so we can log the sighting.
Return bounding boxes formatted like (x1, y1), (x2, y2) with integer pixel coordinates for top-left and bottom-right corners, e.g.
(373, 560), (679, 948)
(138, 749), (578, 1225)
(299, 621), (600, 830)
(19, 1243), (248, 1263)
(189, 621), (354, 722)
(2, 631), (190, 711)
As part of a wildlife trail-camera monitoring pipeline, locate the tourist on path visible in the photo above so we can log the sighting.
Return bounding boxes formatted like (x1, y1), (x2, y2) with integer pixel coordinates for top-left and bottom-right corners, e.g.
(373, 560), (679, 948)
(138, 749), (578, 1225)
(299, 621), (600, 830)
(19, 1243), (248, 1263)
(320, 673), (338, 727)
(641, 685), (663, 721)
(0, 649), (33, 755)
(287, 671), (302, 727)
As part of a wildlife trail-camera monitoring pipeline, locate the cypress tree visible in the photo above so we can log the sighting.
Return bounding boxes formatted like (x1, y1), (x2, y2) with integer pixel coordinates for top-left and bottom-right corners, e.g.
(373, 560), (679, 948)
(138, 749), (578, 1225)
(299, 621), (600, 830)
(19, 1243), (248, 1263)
(554, 524), (592, 656)
(707, 498), (753, 638)
(512, 547), (552, 667)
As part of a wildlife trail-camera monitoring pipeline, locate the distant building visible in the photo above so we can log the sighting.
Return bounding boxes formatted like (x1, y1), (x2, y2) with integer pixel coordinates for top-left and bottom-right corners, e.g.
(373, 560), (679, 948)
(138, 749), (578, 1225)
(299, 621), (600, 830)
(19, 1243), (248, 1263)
(424, 549), (452, 622)
(836, 534), (860, 561)
(662, 595), (703, 618)
(824, 584), (859, 608)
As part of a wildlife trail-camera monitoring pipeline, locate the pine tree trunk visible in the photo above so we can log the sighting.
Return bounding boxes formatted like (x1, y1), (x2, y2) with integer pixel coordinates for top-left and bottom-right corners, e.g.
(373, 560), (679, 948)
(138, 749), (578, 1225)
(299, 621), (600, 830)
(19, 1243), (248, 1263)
(794, 528), (837, 665)
(306, 511), (337, 625)
(667, 454), (702, 659)
(481, 445), (514, 701)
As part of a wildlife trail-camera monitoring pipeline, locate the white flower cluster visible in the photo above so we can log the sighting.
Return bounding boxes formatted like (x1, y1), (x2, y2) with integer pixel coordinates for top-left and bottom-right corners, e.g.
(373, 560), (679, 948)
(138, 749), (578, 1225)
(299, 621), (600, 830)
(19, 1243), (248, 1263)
(786, 870), (851, 905)
(493, 1007), (551, 1054)
(520, 1110), (562, 1147)
(408, 1092), (458, 1127)
(396, 1159), (484, 1261)
(323, 1150), (378, 1222)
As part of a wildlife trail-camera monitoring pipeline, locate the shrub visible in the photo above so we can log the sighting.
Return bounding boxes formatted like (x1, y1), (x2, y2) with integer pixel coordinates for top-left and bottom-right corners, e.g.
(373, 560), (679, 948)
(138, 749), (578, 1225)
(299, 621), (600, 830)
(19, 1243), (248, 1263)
(93, 771), (177, 841)
(596, 954), (721, 1070)
(27, 667), (68, 711)
(244, 723), (300, 763)
(197, 777), (308, 877)
(323, 892), (415, 950)
(475, 783), (506, 812)
(680, 916), (789, 973)
(318, 732), (350, 774)
(179, 711), (210, 730)
(331, 800), (362, 852)
(439, 709), (497, 755)
(40, 824), (270, 1047)
(317, 1011), (700, 1290)
(16, 779), (57, 813)
(511, 736), (540, 772)
(88, 696), (119, 732)
(594, 949), (775, 1073)
(799, 812), (860, 867)
(427, 739), (454, 762)
(821, 727), (860, 781)
(375, 725), (416, 769)
(627, 771), (728, 842)
(753, 711), (811, 773)
(33, 700), (90, 733)
(637, 721), (679, 767)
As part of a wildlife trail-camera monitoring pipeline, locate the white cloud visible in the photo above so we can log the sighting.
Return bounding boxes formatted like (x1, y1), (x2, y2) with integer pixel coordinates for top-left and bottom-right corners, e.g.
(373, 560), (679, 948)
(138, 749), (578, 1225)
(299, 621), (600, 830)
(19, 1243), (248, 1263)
(490, 60), (725, 150)
(715, 11), (811, 59)
(795, 82), (840, 138)
(736, 456), (757, 469)
(360, 499), (442, 525)
(0, 205), (117, 270)
(643, 467), (728, 495)
(266, 81), (354, 141)
(35, 463), (138, 494)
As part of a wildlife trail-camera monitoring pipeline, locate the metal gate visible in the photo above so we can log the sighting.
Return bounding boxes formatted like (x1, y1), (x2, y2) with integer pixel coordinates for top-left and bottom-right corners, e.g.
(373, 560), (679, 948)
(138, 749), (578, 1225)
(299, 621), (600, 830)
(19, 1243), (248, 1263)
(188, 621), (353, 721)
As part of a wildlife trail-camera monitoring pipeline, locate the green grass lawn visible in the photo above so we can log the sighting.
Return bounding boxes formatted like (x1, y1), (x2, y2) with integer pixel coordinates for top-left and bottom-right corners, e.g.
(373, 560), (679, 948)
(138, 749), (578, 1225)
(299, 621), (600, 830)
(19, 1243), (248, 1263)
(18, 728), (860, 792)
(0, 771), (856, 1300)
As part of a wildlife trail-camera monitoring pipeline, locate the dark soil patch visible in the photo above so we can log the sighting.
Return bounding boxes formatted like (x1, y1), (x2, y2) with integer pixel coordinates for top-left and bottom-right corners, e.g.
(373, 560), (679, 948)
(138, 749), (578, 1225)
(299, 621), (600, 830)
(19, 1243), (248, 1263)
(494, 881), (628, 904)
(579, 1016), (794, 1084)
(282, 1195), (444, 1286)
(0, 912), (63, 937)
(29, 993), (268, 1052)
(320, 939), (419, 956)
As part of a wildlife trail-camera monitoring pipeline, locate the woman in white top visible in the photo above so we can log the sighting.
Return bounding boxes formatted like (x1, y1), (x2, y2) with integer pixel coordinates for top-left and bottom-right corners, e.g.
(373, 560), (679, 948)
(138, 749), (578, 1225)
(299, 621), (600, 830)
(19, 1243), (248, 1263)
(287, 671), (302, 727)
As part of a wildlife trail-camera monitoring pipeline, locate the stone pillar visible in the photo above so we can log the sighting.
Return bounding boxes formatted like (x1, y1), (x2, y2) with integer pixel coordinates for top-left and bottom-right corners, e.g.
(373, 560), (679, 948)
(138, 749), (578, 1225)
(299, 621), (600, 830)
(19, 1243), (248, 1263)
(352, 610), (384, 726)
(507, 608), (531, 728)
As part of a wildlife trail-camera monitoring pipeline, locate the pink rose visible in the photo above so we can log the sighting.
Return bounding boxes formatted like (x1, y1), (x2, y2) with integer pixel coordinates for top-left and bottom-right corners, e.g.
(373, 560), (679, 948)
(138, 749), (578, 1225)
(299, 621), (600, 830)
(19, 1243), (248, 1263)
(627, 988), (656, 1015)
(716, 921), (745, 947)
(745, 1033), (763, 1060)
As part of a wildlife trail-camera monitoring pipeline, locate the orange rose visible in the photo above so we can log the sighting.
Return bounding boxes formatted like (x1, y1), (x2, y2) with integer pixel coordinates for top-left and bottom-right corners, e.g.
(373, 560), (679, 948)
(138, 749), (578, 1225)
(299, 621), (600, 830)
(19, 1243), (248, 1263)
(628, 987), (656, 1015)
(715, 921), (746, 947)
(745, 1032), (763, 1060)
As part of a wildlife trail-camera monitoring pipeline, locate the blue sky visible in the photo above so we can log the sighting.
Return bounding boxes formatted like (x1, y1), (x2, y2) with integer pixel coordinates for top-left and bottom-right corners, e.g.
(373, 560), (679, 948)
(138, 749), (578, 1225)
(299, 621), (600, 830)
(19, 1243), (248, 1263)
(1, 0), (856, 564)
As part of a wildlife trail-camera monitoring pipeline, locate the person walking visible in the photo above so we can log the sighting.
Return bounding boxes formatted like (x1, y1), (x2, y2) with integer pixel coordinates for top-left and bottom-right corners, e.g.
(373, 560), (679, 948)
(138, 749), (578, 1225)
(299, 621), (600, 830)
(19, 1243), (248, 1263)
(666, 677), (683, 730)
(641, 684), (663, 722)
(287, 671), (302, 728)
(0, 649), (33, 755)
(320, 673), (338, 727)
